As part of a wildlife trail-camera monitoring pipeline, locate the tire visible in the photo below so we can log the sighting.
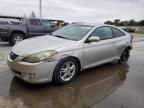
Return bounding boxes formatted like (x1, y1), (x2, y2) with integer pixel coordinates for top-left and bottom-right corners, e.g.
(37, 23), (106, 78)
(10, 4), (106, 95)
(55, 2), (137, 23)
(118, 49), (130, 64)
(53, 57), (79, 85)
(10, 33), (24, 46)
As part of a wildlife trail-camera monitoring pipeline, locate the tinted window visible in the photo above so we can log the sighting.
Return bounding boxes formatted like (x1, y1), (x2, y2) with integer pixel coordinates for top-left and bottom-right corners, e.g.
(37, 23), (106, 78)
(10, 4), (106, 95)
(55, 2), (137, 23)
(112, 28), (125, 38)
(91, 27), (113, 40)
(42, 20), (51, 26)
(30, 19), (41, 26)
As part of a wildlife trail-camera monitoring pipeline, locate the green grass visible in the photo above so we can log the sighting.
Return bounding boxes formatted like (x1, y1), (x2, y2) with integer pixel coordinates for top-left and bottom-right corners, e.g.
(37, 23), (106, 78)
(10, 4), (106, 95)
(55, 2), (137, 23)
(136, 27), (144, 34)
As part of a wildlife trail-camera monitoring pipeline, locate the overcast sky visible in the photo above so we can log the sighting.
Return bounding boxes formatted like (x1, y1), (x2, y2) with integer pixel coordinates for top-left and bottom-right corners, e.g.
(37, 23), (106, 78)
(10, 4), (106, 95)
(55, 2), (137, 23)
(0, 0), (144, 23)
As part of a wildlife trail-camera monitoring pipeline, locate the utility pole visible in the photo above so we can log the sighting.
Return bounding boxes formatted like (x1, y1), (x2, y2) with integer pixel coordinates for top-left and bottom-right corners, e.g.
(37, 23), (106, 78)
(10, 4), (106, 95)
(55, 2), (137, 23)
(39, 0), (42, 19)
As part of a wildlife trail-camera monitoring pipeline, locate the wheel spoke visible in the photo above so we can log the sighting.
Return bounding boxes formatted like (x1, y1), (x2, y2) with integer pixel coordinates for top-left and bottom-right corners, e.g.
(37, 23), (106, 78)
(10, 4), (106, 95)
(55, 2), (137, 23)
(70, 65), (75, 71)
(61, 68), (67, 72)
(67, 74), (71, 79)
(62, 73), (68, 80)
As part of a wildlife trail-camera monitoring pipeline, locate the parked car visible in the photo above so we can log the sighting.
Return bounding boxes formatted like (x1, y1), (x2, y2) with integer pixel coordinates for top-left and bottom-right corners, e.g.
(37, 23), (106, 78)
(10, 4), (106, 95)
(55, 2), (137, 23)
(0, 18), (57, 45)
(123, 27), (135, 33)
(7, 23), (133, 85)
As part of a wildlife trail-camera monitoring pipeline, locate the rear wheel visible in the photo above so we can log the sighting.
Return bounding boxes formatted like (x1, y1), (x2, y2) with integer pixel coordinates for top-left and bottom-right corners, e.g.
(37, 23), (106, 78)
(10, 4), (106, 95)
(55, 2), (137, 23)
(118, 49), (130, 64)
(53, 57), (79, 85)
(10, 33), (24, 46)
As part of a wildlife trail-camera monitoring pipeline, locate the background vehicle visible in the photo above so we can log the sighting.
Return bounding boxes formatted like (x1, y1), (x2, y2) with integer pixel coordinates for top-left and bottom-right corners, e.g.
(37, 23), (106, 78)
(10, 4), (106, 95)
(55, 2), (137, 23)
(123, 27), (135, 33)
(0, 18), (57, 45)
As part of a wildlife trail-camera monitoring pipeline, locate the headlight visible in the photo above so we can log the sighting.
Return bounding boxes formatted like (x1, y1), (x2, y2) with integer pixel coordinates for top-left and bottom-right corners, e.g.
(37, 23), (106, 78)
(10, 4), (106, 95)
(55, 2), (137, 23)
(22, 50), (58, 63)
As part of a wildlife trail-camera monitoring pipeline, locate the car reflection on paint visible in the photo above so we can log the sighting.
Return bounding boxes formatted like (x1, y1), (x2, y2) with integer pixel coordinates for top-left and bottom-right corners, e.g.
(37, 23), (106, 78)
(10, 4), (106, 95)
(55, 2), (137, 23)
(9, 63), (129, 108)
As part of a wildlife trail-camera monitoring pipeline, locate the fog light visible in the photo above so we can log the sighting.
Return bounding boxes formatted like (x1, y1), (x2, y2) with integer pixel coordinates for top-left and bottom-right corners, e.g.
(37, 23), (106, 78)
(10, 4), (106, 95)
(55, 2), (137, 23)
(29, 73), (35, 79)
(21, 73), (35, 80)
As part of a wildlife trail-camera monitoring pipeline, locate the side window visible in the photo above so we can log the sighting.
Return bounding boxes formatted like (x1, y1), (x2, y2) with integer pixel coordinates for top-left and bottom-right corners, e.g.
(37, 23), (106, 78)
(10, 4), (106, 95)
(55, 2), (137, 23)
(30, 19), (41, 26)
(91, 27), (113, 40)
(42, 20), (51, 26)
(112, 28), (125, 38)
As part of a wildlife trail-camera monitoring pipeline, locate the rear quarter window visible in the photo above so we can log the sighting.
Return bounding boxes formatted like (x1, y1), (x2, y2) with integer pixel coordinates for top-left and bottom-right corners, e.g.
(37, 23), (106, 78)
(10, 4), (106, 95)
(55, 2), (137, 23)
(112, 27), (125, 38)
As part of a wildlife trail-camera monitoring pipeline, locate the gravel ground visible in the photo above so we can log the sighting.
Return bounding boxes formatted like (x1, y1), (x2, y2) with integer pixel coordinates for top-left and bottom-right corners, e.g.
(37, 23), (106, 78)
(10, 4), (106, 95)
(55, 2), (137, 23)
(130, 33), (144, 42)
(0, 42), (11, 72)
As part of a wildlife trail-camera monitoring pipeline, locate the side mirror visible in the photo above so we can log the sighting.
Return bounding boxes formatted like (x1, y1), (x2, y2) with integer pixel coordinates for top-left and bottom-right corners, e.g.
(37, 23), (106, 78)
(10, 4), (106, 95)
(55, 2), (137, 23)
(87, 36), (100, 43)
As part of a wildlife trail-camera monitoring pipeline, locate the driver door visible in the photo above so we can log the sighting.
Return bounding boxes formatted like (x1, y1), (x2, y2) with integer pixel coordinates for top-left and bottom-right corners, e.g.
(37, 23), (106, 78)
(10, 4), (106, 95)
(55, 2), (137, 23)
(83, 26), (118, 69)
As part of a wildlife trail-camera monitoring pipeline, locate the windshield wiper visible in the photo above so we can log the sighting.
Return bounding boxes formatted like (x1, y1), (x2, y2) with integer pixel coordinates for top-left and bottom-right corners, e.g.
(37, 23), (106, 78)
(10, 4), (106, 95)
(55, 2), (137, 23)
(53, 35), (68, 40)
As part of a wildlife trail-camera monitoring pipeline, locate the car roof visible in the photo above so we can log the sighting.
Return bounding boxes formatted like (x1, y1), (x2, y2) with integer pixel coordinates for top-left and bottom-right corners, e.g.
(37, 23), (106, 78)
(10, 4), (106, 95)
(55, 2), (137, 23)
(72, 22), (116, 27)
(72, 22), (127, 34)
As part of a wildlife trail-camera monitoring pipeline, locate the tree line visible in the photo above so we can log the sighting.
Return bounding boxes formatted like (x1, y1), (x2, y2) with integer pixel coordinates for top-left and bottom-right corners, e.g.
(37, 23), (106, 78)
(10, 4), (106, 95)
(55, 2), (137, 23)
(104, 19), (144, 26)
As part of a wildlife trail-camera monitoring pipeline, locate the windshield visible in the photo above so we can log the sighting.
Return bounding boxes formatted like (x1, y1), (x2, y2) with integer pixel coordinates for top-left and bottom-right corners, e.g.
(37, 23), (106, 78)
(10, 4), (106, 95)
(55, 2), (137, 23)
(52, 24), (93, 41)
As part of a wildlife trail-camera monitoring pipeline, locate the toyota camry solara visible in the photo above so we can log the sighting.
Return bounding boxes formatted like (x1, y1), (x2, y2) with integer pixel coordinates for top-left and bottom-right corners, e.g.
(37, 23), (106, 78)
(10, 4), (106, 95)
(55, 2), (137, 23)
(7, 23), (132, 85)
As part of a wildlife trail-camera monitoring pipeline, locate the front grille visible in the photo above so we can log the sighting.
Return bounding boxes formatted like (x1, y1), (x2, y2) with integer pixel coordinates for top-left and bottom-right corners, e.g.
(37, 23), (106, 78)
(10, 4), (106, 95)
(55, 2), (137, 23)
(10, 52), (19, 60)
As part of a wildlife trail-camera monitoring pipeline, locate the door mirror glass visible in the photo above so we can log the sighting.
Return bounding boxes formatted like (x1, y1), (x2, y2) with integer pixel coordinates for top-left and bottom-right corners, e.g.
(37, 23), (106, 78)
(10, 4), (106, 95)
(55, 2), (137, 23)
(87, 36), (100, 43)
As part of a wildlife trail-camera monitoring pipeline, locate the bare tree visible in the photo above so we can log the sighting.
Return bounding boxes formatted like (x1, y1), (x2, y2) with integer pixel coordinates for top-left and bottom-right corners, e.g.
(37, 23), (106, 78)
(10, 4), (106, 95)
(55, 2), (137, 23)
(30, 11), (36, 18)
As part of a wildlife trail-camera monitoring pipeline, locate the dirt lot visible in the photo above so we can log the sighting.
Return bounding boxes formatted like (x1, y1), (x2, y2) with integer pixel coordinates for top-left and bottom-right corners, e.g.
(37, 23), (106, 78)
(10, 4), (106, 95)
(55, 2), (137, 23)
(130, 33), (144, 42)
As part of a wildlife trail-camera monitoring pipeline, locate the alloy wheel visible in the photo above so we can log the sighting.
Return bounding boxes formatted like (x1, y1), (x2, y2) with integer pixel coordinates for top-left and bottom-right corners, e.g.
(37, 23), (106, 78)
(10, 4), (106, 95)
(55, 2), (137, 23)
(60, 61), (76, 82)
(14, 35), (24, 44)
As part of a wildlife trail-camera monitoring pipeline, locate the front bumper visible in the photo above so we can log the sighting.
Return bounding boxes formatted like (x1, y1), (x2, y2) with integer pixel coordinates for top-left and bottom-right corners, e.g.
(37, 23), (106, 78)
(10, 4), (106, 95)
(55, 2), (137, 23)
(7, 55), (58, 83)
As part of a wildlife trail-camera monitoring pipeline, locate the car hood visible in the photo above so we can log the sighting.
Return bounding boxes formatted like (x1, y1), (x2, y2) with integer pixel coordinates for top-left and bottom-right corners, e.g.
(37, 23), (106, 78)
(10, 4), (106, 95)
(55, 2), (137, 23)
(12, 35), (77, 56)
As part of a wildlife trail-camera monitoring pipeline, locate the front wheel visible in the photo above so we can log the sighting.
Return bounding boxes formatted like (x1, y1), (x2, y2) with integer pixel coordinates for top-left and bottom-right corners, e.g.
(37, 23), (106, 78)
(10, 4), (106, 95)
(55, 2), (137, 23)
(10, 33), (24, 46)
(53, 58), (79, 85)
